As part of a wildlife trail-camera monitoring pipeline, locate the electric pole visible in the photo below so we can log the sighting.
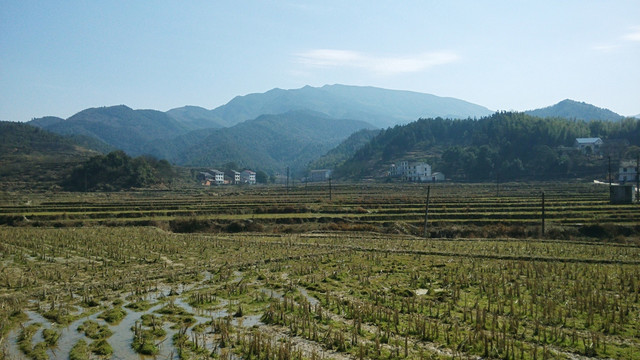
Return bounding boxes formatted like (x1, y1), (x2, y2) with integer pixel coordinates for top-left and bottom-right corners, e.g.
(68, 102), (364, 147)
(636, 155), (639, 203)
(608, 156), (612, 187)
(423, 186), (431, 238)
(541, 191), (545, 236)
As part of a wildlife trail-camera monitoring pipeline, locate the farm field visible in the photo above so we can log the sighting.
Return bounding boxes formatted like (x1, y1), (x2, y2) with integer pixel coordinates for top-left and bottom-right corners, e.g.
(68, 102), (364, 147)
(0, 182), (639, 359)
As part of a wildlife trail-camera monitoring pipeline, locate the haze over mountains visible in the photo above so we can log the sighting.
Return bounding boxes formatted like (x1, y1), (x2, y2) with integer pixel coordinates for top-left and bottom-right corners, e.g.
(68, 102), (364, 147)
(22, 84), (636, 175)
(165, 84), (494, 129)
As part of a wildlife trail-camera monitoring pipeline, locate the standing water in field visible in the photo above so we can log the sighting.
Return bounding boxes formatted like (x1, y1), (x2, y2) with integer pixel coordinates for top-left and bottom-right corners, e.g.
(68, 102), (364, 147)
(5, 288), (260, 359)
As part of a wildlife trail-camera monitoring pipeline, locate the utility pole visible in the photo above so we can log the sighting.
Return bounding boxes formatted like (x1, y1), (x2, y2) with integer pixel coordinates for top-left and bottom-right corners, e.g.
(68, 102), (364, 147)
(328, 177), (332, 201)
(286, 166), (290, 195)
(423, 186), (431, 238)
(636, 155), (639, 203)
(496, 171), (500, 197)
(541, 191), (545, 236)
(608, 156), (612, 187)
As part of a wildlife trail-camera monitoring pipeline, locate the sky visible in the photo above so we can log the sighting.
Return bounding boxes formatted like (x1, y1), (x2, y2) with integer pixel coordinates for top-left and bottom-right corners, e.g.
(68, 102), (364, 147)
(1, 1), (639, 122)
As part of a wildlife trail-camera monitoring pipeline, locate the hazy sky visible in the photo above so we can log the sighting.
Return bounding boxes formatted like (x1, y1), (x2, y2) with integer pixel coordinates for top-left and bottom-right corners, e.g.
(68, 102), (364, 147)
(1, 1), (639, 121)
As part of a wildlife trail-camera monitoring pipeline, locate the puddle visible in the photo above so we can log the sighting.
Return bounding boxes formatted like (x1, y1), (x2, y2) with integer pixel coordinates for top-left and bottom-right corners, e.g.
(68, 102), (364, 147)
(4, 270), (263, 359)
(297, 287), (319, 306)
(260, 288), (283, 299)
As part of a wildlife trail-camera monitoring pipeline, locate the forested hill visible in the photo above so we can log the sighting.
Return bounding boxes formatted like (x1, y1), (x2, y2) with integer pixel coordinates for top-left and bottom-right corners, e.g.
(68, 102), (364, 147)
(525, 99), (624, 122)
(29, 105), (189, 155)
(335, 112), (640, 181)
(144, 110), (376, 175)
(308, 128), (381, 171)
(0, 121), (100, 189)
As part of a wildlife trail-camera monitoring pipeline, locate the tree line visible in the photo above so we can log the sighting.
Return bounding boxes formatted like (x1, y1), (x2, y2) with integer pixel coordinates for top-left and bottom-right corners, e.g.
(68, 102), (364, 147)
(63, 151), (176, 191)
(336, 112), (640, 181)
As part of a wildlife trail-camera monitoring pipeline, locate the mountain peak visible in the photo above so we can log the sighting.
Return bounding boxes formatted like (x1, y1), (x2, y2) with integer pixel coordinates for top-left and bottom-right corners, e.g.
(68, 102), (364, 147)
(525, 99), (623, 122)
(208, 85), (493, 128)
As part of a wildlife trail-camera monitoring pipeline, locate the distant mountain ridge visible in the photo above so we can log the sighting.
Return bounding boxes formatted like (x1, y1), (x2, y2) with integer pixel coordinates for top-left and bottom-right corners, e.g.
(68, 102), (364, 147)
(525, 99), (624, 122)
(165, 105), (224, 129)
(20, 86), (634, 178)
(30, 105), (189, 155)
(167, 84), (495, 128)
(144, 110), (376, 174)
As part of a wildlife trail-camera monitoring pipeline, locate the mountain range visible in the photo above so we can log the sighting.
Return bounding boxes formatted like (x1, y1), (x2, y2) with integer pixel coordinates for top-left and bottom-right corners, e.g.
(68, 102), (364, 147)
(23, 84), (636, 176)
(165, 84), (494, 129)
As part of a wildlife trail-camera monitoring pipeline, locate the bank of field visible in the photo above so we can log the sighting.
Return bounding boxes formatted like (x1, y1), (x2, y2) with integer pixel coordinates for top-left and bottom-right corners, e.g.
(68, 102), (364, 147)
(1, 183), (639, 237)
(0, 183), (639, 359)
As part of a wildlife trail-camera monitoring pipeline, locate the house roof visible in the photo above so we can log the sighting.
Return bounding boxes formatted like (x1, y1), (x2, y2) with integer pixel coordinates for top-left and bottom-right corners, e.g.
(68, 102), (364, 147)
(619, 160), (638, 168)
(575, 137), (602, 144)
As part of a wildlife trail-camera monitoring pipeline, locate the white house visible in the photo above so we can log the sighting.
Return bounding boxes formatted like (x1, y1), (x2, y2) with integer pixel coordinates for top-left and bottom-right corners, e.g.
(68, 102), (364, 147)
(310, 169), (332, 182)
(209, 169), (225, 185)
(619, 161), (639, 183)
(241, 170), (256, 184)
(575, 138), (603, 154)
(431, 172), (445, 182)
(392, 161), (432, 182)
(225, 170), (241, 184)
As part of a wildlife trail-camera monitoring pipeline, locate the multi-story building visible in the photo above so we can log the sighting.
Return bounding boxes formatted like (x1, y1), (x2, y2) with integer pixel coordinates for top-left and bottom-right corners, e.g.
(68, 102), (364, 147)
(391, 161), (432, 182)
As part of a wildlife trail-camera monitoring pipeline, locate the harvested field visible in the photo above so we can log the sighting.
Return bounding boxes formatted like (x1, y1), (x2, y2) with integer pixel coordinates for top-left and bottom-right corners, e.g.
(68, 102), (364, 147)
(0, 182), (638, 359)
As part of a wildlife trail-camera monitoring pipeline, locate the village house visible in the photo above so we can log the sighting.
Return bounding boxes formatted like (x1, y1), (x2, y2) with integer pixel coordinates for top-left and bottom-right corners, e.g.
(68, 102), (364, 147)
(225, 170), (241, 184)
(619, 161), (639, 184)
(391, 161), (432, 182)
(574, 137), (603, 154)
(241, 170), (256, 184)
(310, 169), (332, 182)
(209, 169), (225, 185)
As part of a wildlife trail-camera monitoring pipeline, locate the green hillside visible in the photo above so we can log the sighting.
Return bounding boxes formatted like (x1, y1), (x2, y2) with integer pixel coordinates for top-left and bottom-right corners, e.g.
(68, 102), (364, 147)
(0, 121), (99, 190)
(28, 116), (64, 128)
(165, 105), (224, 130)
(335, 113), (640, 181)
(308, 128), (381, 171)
(30, 105), (189, 155)
(525, 99), (624, 122)
(147, 110), (376, 175)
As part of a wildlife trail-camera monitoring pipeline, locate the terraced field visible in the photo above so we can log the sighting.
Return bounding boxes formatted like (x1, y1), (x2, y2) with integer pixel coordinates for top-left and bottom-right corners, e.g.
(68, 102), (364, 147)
(1, 183), (638, 235)
(0, 182), (638, 359)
